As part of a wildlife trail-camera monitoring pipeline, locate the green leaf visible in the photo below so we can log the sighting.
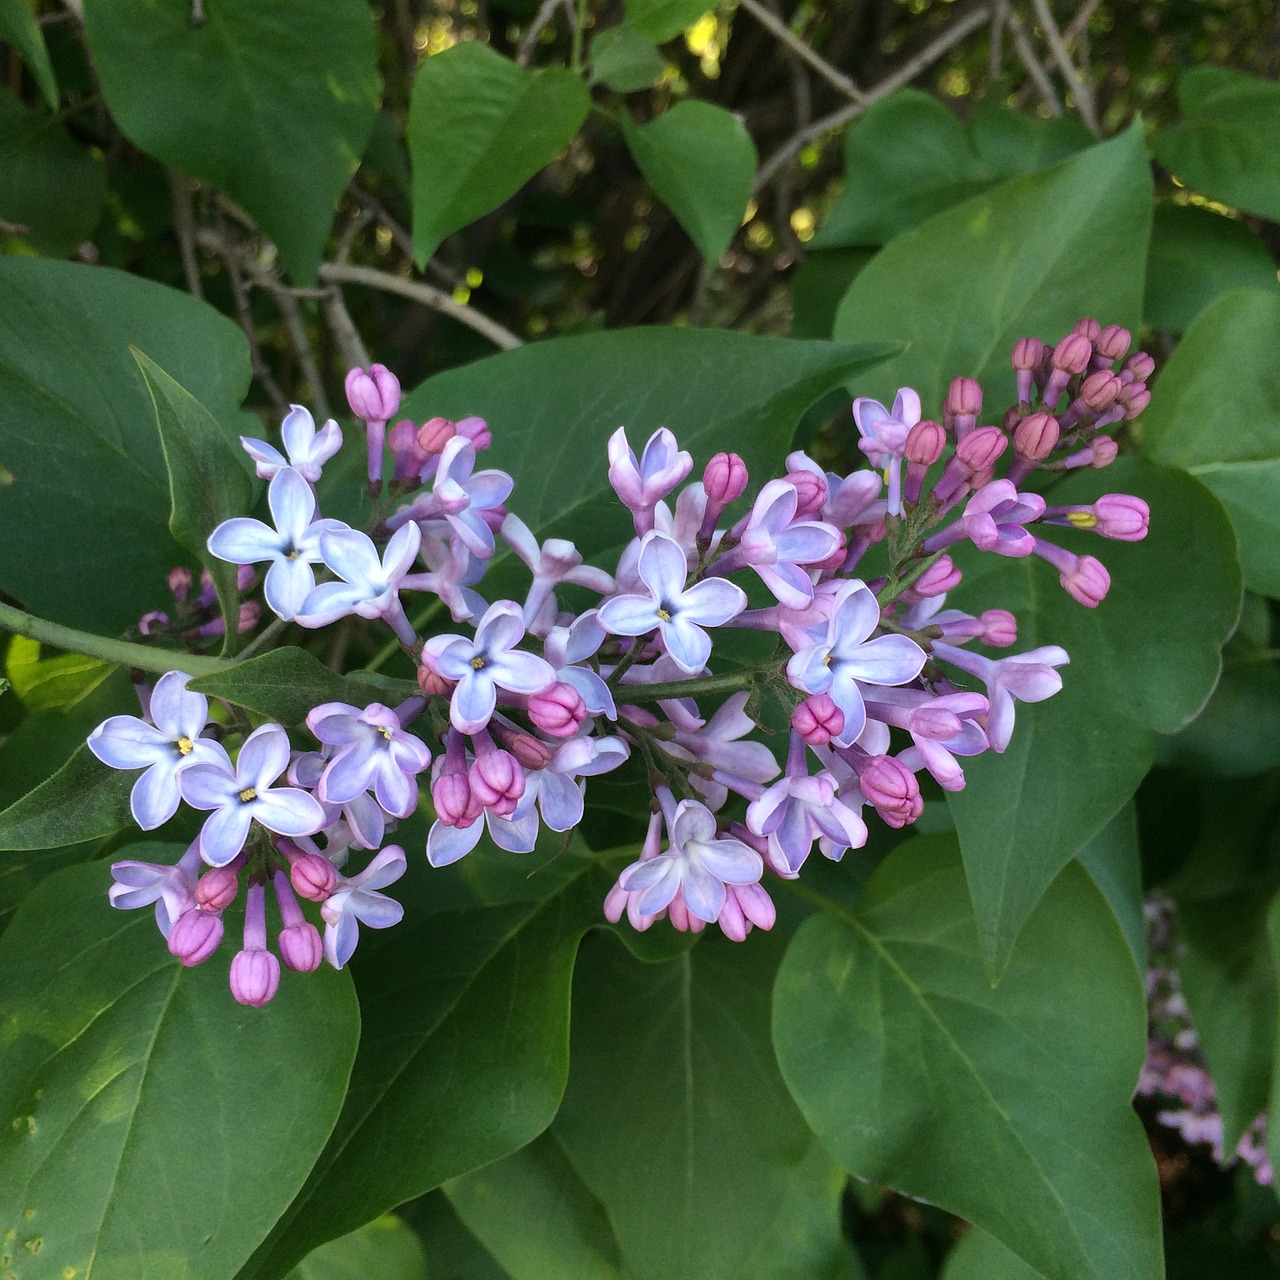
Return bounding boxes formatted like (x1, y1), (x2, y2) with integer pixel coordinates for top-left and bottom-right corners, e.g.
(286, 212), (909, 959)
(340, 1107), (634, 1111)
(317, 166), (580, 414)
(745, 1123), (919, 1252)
(243, 849), (605, 1279)
(552, 931), (851, 1280)
(446, 1132), (626, 1280)
(399, 329), (893, 565)
(0, 86), (104, 256)
(189, 647), (417, 725)
(1177, 888), (1277, 1151)
(1145, 203), (1278, 333)
(6, 635), (114, 714)
(1076, 803), (1146, 973)
(408, 42), (590, 266)
(1157, 655), (1280, 777)
(0, 0), (57, 108)
(82, 0), (379, 283)
(773, 836), (1162, 1280)
(588, 25), (665, 93)
(285, 1216), (427, 1280)
(813, 90), (993, 249)
(942, 1227), (1046, 1280)
(1142, 287), (1280, 598)
(0, 861), (360, 1280)
(789, 248), (875, 339)
(1153, 66), (1280, 223)
(0, 258), (251, 632)
(967, 99), (1093, 179)
(401, 1193), (509, 1280)
(0, 742), (134, 851)
(947, 459), (1240, 974)
(833, 123), (1152, 411)
(622, 0), (711, 43)
(132, 348), (257, 649)
(622, 101), (757, 268)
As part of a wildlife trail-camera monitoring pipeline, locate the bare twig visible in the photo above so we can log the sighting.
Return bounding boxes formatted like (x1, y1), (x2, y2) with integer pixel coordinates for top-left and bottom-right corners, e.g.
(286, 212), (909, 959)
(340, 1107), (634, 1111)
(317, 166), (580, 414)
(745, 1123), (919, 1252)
(754, 5), (993, 194)
(988, 0), (1009, 82)
(1030, 0), (1099, 133)
(1005, 6), (1063, 115)
(319, 262), (524, 350)
(517, 0), (565, 66)
(270, 287), (332, 419)
(167, 170), (204, 299)
(322, 286), (371, 371)
(736, 0), (865, 102)
(1062, 0), (1101, 44)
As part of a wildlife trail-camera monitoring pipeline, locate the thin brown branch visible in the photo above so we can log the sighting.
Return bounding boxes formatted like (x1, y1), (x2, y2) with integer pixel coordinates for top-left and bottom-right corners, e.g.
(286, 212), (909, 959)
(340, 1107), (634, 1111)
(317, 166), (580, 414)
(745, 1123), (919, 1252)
(1005, 6), (1063, 115)
(167, 170), (204, 300)
(1030, 0), (1099, 133)
(322, 286), (371, 372)
(736, 0), (865, 103)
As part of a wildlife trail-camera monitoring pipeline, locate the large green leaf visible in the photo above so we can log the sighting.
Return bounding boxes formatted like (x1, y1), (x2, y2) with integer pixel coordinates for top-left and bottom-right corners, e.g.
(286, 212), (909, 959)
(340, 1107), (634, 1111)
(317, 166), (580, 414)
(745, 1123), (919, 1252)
(399, 329), (892, 563)
(0, 0), (57, 108)
(832, 123), (1152, 412)
(0, 861), (359, 1280)
(133, 349), (257, 649)
(408, 42), (590, 266)
(551, 931), (851, 1280)
(942, 1227), (1045, 1280)
(0, 258), (251, 632)
(83, 0), (379, 283)
(285, 1216), (427, 1280)
(947, 459), (1240, 973)
(0, 742), (136, 852)
(622, 101), (757, 268)
(1076, 803), (1146, 973)
(1142, 287), (1280, 598)
(588, 25), (665, 93)
(967, 100), (1093, 179)
(1153, 66), (1280, 223)
(6, 635), (114, 715)
(1144, 203), (1278, 333)
(0, 87), (104, 256)
(622, 0), (712, 43)
(243, 847), (606, 1279)
(773, 836), (1162, 1280)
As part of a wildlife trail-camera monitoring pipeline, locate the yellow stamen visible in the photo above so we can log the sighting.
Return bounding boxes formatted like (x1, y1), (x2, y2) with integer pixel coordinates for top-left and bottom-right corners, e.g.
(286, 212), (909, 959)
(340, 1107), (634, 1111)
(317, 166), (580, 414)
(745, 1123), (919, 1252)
(1067, 511), (1098, 529)
(656, 607), (672, 622)
(237, 787), (257, 803)
(378, 725), (394, 740)
(176, 736), (194, 756)
(470, 656), (486, 670)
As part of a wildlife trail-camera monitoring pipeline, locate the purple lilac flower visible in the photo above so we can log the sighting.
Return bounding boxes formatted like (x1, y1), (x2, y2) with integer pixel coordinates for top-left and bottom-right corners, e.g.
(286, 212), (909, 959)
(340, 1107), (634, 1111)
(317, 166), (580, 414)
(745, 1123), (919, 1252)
(744, 766), (868, 876)
(88, 670), (228, 830)
(306, 700), (432, 819)
(241, 404), (343, 483)
(785, 580), (926, 745)
(852, 387), (920, 517)
(501, 513), (615, 629)
(208, 467), (347, 621)
(543, 612), (617, 719)
(179, 723), (327, 866)
(108, 839), (203, 937)
(321, 845), (407, 969)
(425, 599), (556, 734)
(598, 532), (746, 674)
(933, 641), (1069, 752)
(607, 427), (693, 534)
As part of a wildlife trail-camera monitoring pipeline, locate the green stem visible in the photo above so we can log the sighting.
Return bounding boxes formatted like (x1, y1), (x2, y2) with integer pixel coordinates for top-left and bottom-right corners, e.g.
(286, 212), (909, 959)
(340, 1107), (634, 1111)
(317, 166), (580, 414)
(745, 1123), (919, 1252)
(235, 615), (289, 661)
(614, 667), (763, 704)
(605, 635), (648, 689)
(0, 602), (230, 678)
(571, 0), (587, 70)
(877, 549), (944, 608)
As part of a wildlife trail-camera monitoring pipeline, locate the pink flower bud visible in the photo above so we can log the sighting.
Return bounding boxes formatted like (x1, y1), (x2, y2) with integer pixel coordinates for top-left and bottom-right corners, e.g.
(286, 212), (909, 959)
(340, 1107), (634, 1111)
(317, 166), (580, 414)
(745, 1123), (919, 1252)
(291, 853), (337, 902)
(1079, 371), (1121, 411)
(792, 694), (844, 746)
(981, 609), (1017, 646)
(236, 563), (258, 592)
(1124, 352), (1155, 381)
(1013, 412), (1059, 461)
(418, 666), (454, 697)
(1094, 324), (1131, 362)
(787, 469), (827, 518)
(389, 418), (430, 485)
(456, 415), (492, 451)
(1053, 332), (1093, 375)
(1012, 337), (1045, 372)
(1117, 383), (1150, 418)
(345, 363), (401, 424)
(168, 566), (193, 602)
(196, 865), (240, 912)
(470, 750), (525, 815)
(1088, 436), (1118, 467)
(168, 908), (224, 966)
(278, 922), (323, 972)
(433, 771), (480, 826)
(1093, 494), (1149, 541)
(911, 554), (961, 596)
(230, 947), (281, 1007)
(139, 610), (169, 636)
(528, 682), (586, 738)
(418, 416), (456, 454)
(704, 452), (749, 505)
(505, 733), (554, 770)
(859, 756), (922, 828)
(905, 420), (946, 465)
(1060, 554), (1110, 607)
(946, 376), (982, 416)
(956, 426), (1007, 473)
(1072, 317), (1101, 342)
(237, 602), (261, 634)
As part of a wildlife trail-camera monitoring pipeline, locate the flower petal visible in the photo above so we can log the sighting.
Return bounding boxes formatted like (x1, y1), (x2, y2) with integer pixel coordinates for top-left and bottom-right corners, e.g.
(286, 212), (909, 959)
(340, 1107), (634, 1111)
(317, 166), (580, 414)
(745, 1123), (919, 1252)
(130, 761), (183, 830)
(238, 723), (291, 791)
(253, 788), (327, 837)
(636, 532), (689, 603)
(208, 517), (282, 565)
(199, 803), (254, 866)
(88, 716), (167, 769)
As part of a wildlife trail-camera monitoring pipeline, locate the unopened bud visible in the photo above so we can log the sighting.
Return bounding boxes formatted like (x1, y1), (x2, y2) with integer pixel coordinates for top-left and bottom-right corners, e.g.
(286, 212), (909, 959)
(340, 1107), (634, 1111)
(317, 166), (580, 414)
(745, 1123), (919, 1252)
(1088, 436), (1118, 467)
(787, 469), (827, 518)
(168, 566), (193, 602)
(1079, 370), (1121, 412)
(505, 733), (553, 770)
(237, 602), (261, 634)
(345, 363), (401, 424)
(236, 563), (258, 593)
(469, 750), (525, 815)
(704, 452), (749, 505)
(1117, 382), (1150, 418)
(905, 420), (946, 465)
(792, 695), (844, 746)
(980, 609), (1017, 646)
(1093, 494), (1150, 541)
(139, 610), (169, 636)
(1013, 412), (1059, 461)
(168, 908), (224, 966)
(278, 922), (323, 972)
(230, 947), (281, 1007)
(528, 682), (586, 738)
(456, 415), (492, 451)
(859, 756), (921, 828)
(196, 865), (240, 912)
(1094, 324), (1131, 363)
(945, 376), (982, 439)
(956, 426), (1007, 473)
(417, 666), (454, 697)
(1053, 333), (1093, 375)
(1060, 554), (1110, 608)
(1012, 337), (1046, 372)
(1072, 317), (1101, 342)
(433, 772), (479, 826)
(418, 416), (456, 453)
(911, 555), (961, 597)
(1124, 352), (1155, 382)
(291, 853), (337, 901)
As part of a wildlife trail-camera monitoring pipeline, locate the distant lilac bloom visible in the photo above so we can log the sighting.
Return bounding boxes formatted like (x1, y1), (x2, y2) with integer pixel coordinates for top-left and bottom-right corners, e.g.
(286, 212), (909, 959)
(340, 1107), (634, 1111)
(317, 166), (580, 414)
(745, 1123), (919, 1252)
(241, 404), (343, 483)
(607, 427), (693, 534)
(208, 467), (346, 621)
(598, 532), (746, 674)
(933, 641), (1069, 752)
(425, 599), (556, 734)
(306, 701), (432, 819)
(295, 521), (422, 641)
(321, 845), (407, 969)
(852, 388), (920, 517)
(785, 580), (926, 744)
(108, 840), (203, 937)
(88, 670), (228, 830)
(618, 794), (763, 923)
(502, 513), (615, 628)
(179, 723), (327, 866)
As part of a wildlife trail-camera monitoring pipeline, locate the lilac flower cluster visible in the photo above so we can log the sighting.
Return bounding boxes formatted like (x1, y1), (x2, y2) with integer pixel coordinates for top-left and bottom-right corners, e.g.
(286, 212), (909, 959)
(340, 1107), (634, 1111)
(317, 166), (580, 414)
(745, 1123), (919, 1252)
(90, 326), (1151, 1002)
(1138, 898), (1272, 1185)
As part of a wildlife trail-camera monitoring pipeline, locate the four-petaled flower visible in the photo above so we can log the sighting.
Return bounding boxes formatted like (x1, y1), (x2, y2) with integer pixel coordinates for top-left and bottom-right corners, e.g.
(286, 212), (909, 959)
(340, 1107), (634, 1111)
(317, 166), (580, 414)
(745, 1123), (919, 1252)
(306, 701), (432, 819)
(296, 522), (422, 636)
(321, 845), (407, 969)
(241, 404), (343, 483)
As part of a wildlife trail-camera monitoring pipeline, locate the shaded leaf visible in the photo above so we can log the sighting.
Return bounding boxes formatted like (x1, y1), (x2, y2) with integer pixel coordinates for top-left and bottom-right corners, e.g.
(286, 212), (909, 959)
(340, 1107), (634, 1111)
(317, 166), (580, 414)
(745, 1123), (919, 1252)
(589, 25), (665, 93)
(968, 99), (1093, 179)
(942, 1227), (1046, 1280)
(0, 0), (55, 107)
(285, 1216), (427, 1280)
(6, 635), (113, 715)
(0, 742), (134, 852)
(623, 0), (712, 43)
(1076, 803), (1146, 973)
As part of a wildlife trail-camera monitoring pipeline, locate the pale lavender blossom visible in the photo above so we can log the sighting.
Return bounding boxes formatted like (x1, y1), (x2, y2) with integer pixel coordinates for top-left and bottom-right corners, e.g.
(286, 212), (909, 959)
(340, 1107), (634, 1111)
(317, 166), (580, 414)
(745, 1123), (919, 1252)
(933, 641), (1069, 752)
(598, 532), (746, 674)
(607, 427), (693, 534)
(208, 466), (346, 620)
(306, 701), (432, 819)
(241, 404), (343, 483)
(88, 670), (228, 830)
(179, 723), (327, 866)
(921, 480), (1046, 558)
(501, 513), (615, 629)
(852, 387), (920, 516)
(108, 840), (203, 937)
(745, 767), (868, 875)
(543, 612), (616, 719)
(321, 845), (407, 969)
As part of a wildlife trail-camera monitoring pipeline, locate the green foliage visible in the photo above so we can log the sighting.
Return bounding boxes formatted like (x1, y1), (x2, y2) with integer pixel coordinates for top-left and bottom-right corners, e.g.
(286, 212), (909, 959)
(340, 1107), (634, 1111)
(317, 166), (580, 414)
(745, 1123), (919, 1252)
(942, 1227), (1045, 1279)
(622, 0), (712, 43)
(1153, 66), (1280, 222)
(773, 836), (1162, 1280)
(0, 742), (135, 851)
(0, 0), (56, 109)
(1142, 287), (1280, 598)
(588, 26), (665, 92)
(408, 42), (591, 265)
(83, 0), (380, 282)
(5, 635), (113, 715)
(0, 862), (359, 1280)
(622, 101), (758, 267)
(285, 1216), (427, 1280)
